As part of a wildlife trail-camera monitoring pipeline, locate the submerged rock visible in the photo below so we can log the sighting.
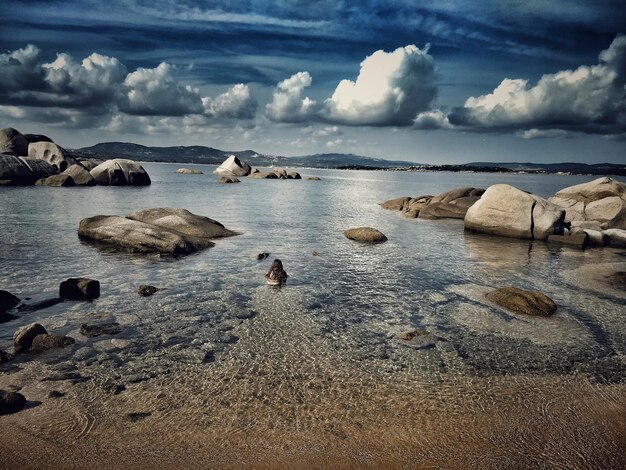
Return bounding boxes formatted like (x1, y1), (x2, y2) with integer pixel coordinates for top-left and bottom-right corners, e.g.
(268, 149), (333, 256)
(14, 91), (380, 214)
(90, 159), (151, 186)
(485, 287), (557, 316)
(344, 227), (388, 244)
(0, 290), (20, 313)
(218, 176), (240, 183)
(13, 323), (47, 353)
(213, 155), (251, 177)
(547, 233), (588, 248)
(138, 285), (159, 297)
(395, 329), (437, 349)
(256, 252), (270, 261)
(606, 272), (626, 290)
(176, 168), (203, 174)
(305, 176), (321, 180)
(465, 184), (565, 240)
(0, 390), (26, 415)
(59, 278), (100, 300)
(80, 322), (121, 338)
(31, 334), (75, 352)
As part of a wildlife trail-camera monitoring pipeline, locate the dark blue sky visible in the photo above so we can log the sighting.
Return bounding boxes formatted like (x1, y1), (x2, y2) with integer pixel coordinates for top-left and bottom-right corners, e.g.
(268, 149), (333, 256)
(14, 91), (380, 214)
(1, 0), (625, 163)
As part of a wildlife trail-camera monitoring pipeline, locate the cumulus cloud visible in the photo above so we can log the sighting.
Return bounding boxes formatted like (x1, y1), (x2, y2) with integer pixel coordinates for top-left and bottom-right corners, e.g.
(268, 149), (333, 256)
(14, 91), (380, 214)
(448, 34), (626, 135)
(0, 44), (43, 91)
(202, 83), (257, 119)
(266, 71), (318, 122)
(119, 62), (203, 116)
(413, 109), (451, 129)
(323, 44), (436, 126)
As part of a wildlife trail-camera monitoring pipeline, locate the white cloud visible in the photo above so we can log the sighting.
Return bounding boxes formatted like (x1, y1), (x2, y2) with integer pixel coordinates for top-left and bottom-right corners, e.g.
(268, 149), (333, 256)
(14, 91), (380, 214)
(323, 44), (436, 126)
(517, 128), (571, 139)
(0, 44), (43, 91)
(119, 62), (204, 116)
(265, 71), (318, 122)
(413, 109), (451, 129)
(202, 83), (257, 119)
(449, 34), (626, 135)
(313, 125), (342, 137)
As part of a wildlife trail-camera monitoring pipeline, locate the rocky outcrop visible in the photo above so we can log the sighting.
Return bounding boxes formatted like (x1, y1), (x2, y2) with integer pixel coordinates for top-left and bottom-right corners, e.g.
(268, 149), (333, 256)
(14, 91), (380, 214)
(59, 278), (100, 300)
(547, 233), (588, 248)
(213, 155), (251, 177)
(272, 167), (288, 179)
(381, 187), (485, 220)
(288, 171), (302, 179)
(31, 334), (75, 352)
(485, 287), (557, 316)
(28, 141), (78, 172)
(35, 174), (76, 187)
(0, 390), (26, 415)
(248, 171), (278, 179)
(176, 168), (203, 174)
(79, 208), (237, 255)
(464, 184), (565, 240)
(62, 164), (96, 186)
(13, 323), (47, 353)
(0, 154), (57, 185)
(344, 227), (388, 244)
(218, 176), (240, 183)
(90, 159), (151, 186)
(549, 177), (626, 229)
(0, 128), (29, 156)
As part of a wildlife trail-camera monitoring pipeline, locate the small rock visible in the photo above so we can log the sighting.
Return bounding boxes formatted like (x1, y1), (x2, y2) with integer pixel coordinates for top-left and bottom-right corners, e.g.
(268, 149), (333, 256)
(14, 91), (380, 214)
(0, 350), (14, 363)
(395, 329), (437, 349)
(176, 168), (203, 174)
(305, 176), (321, 180)
(218, 176), (240, 183)
(312, 250), (319, 256)
(602, 228), (626, 248)
(344, 227), (388, 244)
(606, 272), (626, 290)
(80, 322), (121, 338)
(256, 252), (270, 261)
(0, 390), (26, 415)
(14, 323), (47, 353)
(48, 390), (65, 398)
(127, 412), (151, 422)
(547, 233), (588, 248)
(485, 287), (557, 316)
(0, 290), (20, 312)
(59, 278), (100, 300)
(31, 334), (75, 352)
(138, 285), (159, 297)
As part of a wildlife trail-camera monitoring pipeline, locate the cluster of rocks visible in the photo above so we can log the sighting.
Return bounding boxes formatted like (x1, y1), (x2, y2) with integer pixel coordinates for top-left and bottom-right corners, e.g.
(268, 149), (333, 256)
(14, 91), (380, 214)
(79, 207), (238, 255)
(213, 155), (304, 180)
(381, 177), (626, 248)
(381, 187), (485, 220)
(0, 127), (150, 186)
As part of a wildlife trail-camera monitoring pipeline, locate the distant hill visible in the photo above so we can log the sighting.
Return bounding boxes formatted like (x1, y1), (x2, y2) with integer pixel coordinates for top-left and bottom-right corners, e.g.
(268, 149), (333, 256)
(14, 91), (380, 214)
(465, 161), (626, 176)
(71, 142), (414, 169)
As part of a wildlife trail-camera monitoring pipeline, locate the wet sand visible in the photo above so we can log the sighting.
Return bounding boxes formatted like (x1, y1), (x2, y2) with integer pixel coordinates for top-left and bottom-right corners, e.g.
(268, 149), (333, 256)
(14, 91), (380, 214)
(2, 288), (626, 469)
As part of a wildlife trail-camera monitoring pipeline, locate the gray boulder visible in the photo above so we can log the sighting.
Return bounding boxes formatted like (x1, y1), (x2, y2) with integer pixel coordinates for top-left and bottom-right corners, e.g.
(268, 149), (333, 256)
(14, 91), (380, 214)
(344, 227), (388, 244)
(549, 177), (626, 229)
(78, 159), (98, 171)
(213, 155), (251, 177)
(79, 208), (237, 255)
(20, 157), (58, 180)
(28, 141), (77, 172)
(380, 196), (411, 211)
(90, 159), (151, 186)
(14, 323), (47, 353)
(62, 164), (96, 186)
(0, 128), (28, 156)
(0, 154), (33, 185)
(218, 176), (240, 183)
(59, 277), (100, 300)
(464, 184), (565, 240)
(272, 167), (288, 179)
(248, 171), (278, 179)
(35, 174), (76, 187)
(23, 133), (53, 144)
(288, 171), (302, 179)
(381, 187), (484, 220)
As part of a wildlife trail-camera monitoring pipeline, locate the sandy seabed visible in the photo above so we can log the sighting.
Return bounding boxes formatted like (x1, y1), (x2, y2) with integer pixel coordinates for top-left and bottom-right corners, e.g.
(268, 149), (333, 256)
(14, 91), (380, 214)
(2, 291), (626, 470)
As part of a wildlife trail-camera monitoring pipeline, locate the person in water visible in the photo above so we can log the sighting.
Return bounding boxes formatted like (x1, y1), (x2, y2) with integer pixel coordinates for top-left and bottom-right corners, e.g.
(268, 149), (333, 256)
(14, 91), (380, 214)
(265, 259), (288, 285)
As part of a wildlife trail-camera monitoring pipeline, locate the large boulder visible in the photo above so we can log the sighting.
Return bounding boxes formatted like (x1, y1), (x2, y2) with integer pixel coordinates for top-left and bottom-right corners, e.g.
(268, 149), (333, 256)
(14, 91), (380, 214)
(381, 187), (484, 220)
(28, 141), (78, 172)
(0, 154), (33, 185)
(20, 157), (58, 180)
(0, 128), (28, 156)
(59, 277), (100, 300)
(464, 184), (565, 240)
(248, 171), (278, 179)
(14, 323), (47, 353)
(603, 228), (626, 247)
(79, 209), (237, 255)
(35, 174), (76, 187)
(127, 208), (237, 239)
(62, 164), (96, 186)
(213, 155), (251, 177)
(344, 227), (388, 244)
(549, 177), (626, 229)
(90, 159), (151, 186)
(0, 390), (26, 415)
(23, 133), (53, 144)
(485, 287), (557, 316)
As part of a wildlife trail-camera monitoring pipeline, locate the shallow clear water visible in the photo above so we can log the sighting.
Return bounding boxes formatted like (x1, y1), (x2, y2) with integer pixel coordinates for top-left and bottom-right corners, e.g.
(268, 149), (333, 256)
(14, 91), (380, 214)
(1, 164), (625, 387)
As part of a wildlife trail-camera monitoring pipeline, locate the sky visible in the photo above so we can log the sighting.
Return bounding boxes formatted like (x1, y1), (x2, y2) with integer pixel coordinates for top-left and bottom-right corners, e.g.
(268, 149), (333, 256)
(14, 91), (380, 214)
(1, 0), (625, 164)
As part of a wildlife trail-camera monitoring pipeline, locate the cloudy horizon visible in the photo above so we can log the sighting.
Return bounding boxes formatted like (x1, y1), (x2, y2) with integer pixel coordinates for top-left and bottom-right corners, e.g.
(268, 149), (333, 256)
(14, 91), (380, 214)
(1, 1), (625, 163)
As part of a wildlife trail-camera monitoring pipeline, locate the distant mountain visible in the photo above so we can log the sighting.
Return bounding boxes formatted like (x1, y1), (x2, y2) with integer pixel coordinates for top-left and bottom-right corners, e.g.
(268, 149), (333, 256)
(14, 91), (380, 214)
(71, 142), (414, 169)
(465, 161), (626, 176)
